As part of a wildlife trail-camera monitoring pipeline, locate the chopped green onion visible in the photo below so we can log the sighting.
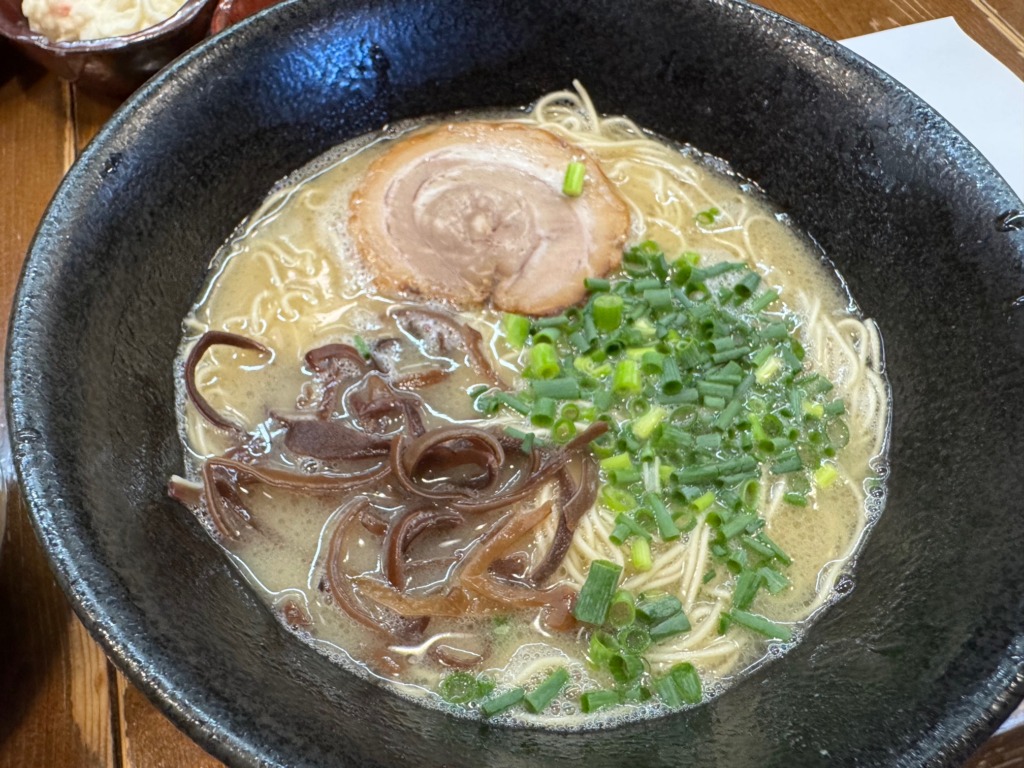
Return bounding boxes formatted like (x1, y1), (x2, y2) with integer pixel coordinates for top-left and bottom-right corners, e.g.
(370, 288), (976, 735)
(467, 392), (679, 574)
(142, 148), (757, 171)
(562, 161), (586, 197)
(481, 687), (525, 717)
(755, 355), (783, 384)
(527, 343), (560, 379)
(439, 672), (495, 704)
(616, 623), (652, 654)
(573, 560), (623, 624)
(732, 570), (762, 610)
(587, 631), (619, 668)
(728, 609), (793, 642)
(649, 611), (692, 642)
(584, 277), (611, 292)
(607, 589), (636, 628)
(695, 207), (720, 226)
(580, 690), (620, 713)
(749, 289), (779, 312)
(531, 377), (581, 400)
(691, 490), (716, 512)
(502, 313), (530, 349)
(733, 272), (761, 300)
(600, 452), (634, 473)
(660, 357), (683, 395)
(631, 537), (653, 571)
(644, 288), (674, 309)
(551, 418), (577, 444)
(530, 397), (557, 428)
(631, 405), (668, 440)
(612, 359), (643, 395)
(593, 294), (624, 332)
(609, 652), (645, 685)
(636, 594), (683, 624)
(646, 493), (680, 541)
(814, 463), (838, 488)
(493, 391), (531, 416)
(601, 486), (638, 514)
(758, 566), (791, 595)
(352, 334), (371, 359)
(524, 667), (570, 713)
(669, 663), (703, 704)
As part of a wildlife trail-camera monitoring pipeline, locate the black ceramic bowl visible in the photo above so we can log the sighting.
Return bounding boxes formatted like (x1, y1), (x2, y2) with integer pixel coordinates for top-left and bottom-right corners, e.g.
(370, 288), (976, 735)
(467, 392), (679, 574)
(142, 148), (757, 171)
(7, 0), (1024, 765)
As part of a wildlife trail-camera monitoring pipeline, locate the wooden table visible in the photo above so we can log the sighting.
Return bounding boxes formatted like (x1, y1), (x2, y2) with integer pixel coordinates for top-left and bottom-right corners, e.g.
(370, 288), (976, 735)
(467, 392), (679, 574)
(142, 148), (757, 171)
(1, 1), (1022, 765)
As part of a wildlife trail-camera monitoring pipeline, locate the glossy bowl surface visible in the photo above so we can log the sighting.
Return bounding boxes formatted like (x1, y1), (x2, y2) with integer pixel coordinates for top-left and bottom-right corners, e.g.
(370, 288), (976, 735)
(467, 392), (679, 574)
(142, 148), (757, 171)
(0, 0), (213, 97)
(7, 0), (1024, 765)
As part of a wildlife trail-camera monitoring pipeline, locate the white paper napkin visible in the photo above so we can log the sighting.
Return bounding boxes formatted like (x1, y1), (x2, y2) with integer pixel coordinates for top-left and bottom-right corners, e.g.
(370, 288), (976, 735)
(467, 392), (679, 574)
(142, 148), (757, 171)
(841, 17), (1024, 201)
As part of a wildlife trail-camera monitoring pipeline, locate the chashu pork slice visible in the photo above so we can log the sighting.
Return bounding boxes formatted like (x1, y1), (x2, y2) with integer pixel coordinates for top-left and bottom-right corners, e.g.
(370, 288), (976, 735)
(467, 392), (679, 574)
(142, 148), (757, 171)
(349, 121), (630, 316)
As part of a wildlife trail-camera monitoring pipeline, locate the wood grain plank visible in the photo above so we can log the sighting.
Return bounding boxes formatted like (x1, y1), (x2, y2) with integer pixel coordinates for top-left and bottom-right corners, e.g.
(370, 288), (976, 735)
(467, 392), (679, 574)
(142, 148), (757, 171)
(0, 65), (116, 768)
(116, 676), (223, 768)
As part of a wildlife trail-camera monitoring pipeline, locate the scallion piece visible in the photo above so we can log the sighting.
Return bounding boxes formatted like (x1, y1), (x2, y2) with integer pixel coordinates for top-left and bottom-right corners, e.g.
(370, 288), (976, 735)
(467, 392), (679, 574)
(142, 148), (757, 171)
(771, 449), (804, 474)
(352, 334), (371, 359)
(749, 289), (779, 312)
(584, 277), (611, 292)
(527, 342), (560, 379)
(609, 652), (645, 685)
(573, 560), (623, 625)
(636, 594), (683, 624)
(607, 589), (636, 628)
(481, 687), (525, 717)
(593, 293), (624, 332)
(494, 391), (531, 416)
(646, 492), (680, 541)
(551, 418), (577, 444)
(733, 272), (761, 300)
(580, 690), (621, 713)
(814, 463), (838, 488)
(439, 672), (495, 704)
(758, 566), (791, 595)
(601, 486), (638, 513)
(587, 631), (619, 667)
(531, 377), (581, 400)
(616, 623), (652, 654)
(644, 287), (674, 309)
(562, 161), (586, 197)
(524, 668), (570, 713)
(728, 609), (793, 642)
(649, 610), (692, 641)
(631, 405), (668, 440)
(530, 397), (557, 428)
(641, 350), (665, 375)
(611, 359), (642, 396)
(631, 537), (653, 571)
(502, 313), (530, 349)
(660, 357), (683, 395)
(732, 569), (762, 610)
(669, 663), (703, 704)
(653, 674), (684, 707)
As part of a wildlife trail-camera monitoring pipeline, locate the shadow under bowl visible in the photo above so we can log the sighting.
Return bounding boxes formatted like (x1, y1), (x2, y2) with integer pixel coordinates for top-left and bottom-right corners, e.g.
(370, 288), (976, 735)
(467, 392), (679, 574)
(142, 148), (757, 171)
(6, 0), (1024, 765)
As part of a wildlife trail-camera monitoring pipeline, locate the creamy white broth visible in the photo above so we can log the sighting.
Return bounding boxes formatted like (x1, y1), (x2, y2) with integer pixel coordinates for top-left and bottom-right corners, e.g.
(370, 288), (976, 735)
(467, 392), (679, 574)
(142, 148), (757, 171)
(172, 88), (888, 727)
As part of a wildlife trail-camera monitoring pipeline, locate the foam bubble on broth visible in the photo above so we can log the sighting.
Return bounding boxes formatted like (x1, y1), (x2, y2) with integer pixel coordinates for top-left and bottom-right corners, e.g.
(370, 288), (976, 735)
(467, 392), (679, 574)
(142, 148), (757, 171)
(171, 92), (889, 728)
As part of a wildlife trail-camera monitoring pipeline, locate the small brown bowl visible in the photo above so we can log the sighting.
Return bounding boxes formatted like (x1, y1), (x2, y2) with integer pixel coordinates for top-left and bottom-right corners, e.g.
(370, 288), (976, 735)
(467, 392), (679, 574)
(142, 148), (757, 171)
(208, 0), (282, 35)
(0, 0), (214, 99)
